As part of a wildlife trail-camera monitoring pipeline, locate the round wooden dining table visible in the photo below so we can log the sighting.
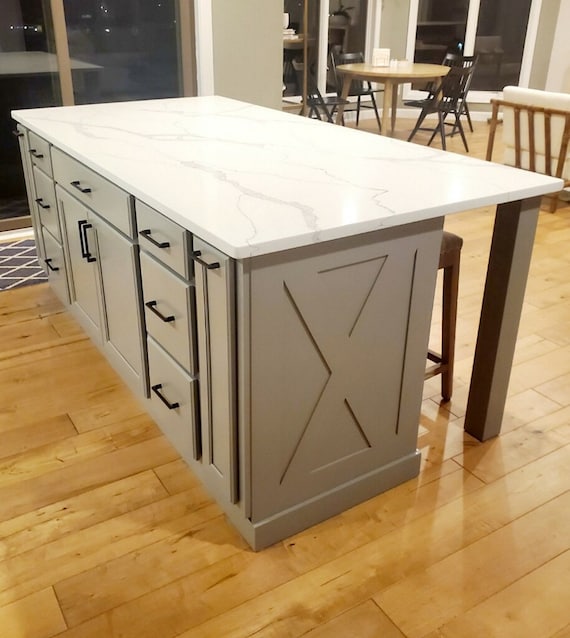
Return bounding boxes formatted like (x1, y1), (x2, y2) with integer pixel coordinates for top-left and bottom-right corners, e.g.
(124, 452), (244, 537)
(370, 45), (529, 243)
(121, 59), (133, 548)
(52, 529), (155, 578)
(335, 62), (450, 136)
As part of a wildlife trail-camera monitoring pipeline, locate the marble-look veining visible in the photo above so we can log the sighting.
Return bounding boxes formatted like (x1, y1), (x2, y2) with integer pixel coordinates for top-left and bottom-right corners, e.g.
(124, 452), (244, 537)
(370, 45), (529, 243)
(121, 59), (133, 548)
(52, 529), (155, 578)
(13, 96), (562, 258)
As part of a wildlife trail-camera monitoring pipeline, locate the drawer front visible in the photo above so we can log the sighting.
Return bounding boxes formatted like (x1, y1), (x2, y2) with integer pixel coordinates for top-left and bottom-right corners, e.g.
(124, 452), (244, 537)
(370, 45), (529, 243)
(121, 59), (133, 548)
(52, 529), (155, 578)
(33, 166), (60, 242)
(141, 251), (196, 375)
(51, 147), (133, 237)
(136, 200), (191, 278)
(41, 228), (69, 304)
(147, 337), (199, 462)
(28, 131), (53, 177)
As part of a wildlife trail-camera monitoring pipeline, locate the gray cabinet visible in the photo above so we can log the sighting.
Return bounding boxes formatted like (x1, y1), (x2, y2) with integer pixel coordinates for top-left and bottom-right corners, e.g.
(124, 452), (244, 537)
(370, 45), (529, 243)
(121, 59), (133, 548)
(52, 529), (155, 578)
(51, 150), (146, 398)
(15, 127), (69, 305)
(16, 125), (443, 551)
(57, 186), (102, 343)
(193, 237), (238, 505)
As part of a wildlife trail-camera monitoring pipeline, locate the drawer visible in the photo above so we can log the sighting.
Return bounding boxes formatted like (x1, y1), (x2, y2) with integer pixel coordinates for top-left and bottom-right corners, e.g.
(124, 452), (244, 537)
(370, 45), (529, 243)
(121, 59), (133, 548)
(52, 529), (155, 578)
(51, 147), (133, 237)
(147, 337), (199, 462)
(28, 131), (53, 177)
(33, 166), (60, 242)
(141, 251), (196, 375)
(41, 227), (69, 304)
(136, 200), (191, 278)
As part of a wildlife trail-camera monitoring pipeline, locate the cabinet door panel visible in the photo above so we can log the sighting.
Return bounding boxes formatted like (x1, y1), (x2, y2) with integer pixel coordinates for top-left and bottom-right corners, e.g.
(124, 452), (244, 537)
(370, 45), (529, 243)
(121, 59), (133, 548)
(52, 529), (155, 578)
(140, 251), (196, 375)
(193, 237), (238, 504)
(41, 228), (69, 305)
(95, 214), (146, 394)
(34, 166), (60, 242)
(147, 337), (199, 462)
(16, 127), (45, 261)
(57, 186), (102, 342)
(28, 131), (53, 177)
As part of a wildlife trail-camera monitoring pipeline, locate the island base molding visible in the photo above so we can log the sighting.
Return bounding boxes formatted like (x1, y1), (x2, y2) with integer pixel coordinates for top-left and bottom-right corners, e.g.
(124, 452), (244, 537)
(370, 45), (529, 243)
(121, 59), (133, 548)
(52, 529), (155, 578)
(231, 450), (421, 551)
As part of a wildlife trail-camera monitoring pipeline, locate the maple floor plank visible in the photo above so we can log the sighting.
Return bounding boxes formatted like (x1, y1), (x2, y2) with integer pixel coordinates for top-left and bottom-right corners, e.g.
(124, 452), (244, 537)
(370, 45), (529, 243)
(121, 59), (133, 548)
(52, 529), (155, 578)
(0, 587), (67, 638)
(424, 550), (570, 638)
(373, 492), (570, 638)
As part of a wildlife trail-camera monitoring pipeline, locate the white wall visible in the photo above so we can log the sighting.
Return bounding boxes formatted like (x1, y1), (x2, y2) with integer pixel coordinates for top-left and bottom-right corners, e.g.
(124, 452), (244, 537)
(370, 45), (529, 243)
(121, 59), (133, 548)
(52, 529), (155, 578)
(545, 0), (570, 91)
(194, 0), (282, 110)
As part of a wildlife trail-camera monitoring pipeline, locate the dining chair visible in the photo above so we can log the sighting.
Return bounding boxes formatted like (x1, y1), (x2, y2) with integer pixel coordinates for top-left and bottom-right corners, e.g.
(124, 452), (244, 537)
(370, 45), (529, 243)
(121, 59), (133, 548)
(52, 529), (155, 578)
(407, 64), (475, 152)
(330, 50), (382, 131)
(486, 86), (570, 212)
(293, 60), (349, 124)
(404, 54), (477, 134)
(425, 231), (463, 402)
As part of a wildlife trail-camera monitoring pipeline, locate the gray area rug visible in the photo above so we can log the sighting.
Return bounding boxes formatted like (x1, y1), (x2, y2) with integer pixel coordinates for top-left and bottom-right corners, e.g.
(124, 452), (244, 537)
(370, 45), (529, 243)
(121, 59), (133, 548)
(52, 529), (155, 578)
(0, 238), (47, 291)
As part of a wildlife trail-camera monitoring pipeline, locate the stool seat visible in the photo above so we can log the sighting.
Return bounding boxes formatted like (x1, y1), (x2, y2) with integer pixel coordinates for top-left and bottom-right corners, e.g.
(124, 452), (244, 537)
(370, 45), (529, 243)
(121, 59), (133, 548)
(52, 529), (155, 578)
(439, 230), (463, 260)
(426, 230), (463, 401)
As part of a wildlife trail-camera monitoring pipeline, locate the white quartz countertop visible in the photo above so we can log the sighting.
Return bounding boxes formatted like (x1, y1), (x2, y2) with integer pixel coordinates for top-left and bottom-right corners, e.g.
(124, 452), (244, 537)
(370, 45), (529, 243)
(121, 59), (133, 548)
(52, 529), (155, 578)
(12, 96), (562, 258)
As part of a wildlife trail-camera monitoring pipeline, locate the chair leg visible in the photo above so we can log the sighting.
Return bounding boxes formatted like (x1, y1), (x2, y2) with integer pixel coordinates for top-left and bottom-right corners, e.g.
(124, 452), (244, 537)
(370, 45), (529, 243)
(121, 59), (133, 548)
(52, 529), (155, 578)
(463, 102), (474, 133)
(434, 112), (446, 150)
(407, 109), (429, 142)
(455, 115), (469, 152)
(441, 250), (460, 402)
(356, 96), (361, 127)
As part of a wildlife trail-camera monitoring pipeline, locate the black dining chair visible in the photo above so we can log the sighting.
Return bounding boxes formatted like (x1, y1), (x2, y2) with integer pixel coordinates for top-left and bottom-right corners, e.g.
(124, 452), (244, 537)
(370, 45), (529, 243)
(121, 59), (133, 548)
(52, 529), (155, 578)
(330, 50), (382, 131)
(405, 54), (478, 134)
(407, 64), (476, 152)
(293, 60), (349, 123)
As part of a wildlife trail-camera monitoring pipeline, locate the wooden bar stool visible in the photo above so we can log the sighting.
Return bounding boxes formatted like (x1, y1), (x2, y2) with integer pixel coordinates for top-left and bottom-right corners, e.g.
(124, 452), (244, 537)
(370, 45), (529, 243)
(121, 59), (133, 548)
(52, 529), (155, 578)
(425, 231), (463, 401)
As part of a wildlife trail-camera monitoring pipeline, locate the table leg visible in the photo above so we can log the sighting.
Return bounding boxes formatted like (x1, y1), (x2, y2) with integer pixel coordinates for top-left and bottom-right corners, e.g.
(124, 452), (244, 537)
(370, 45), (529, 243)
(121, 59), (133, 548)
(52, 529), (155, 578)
(464, 197), (541, 441)
(390, 83), (398, 133)
(382, 82), (393, 136)
(335, 76), (352, 125)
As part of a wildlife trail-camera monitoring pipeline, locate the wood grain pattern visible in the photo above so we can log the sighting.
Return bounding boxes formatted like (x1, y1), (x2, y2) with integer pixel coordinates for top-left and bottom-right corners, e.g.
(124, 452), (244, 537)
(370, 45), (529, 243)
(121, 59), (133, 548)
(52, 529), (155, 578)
(0, 120), (568, 637)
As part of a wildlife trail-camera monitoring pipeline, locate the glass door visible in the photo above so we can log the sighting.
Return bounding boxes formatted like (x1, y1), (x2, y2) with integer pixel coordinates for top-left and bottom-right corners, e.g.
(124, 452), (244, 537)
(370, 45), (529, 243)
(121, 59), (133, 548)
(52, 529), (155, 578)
(406, 0), (539, 101)
(413, 0), (468, 64)
(0, 0), (61, 231)
(471, 0), (532, 91)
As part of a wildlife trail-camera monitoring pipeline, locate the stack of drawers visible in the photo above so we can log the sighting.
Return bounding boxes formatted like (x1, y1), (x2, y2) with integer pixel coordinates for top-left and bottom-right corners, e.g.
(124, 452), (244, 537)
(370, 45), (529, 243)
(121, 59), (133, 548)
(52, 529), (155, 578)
(28, 131), (69, 303)
(136, 200), (200, 463)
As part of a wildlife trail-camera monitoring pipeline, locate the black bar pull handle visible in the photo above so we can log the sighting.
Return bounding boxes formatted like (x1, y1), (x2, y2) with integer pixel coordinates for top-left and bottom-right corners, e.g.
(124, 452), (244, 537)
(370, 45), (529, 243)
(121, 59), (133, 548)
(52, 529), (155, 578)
(151, 384), (180, 410)
(45, 258), (59, 272)
(78, 220), (89, 259)
(145, 300), (175, 323)
(139, 229), (170, 249)
(78, 220), (97, 262)
(35, 197), (50, 210)
(12, 130), (24, 138)
(29, 148), (44, 159)
(192, 250), (220, 270)
(71, 180), (92, 194)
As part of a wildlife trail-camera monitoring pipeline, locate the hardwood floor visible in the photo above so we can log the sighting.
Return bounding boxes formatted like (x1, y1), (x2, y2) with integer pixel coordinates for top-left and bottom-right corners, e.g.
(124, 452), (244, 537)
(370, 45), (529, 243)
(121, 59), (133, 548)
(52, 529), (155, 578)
(0, 119), (569, 638)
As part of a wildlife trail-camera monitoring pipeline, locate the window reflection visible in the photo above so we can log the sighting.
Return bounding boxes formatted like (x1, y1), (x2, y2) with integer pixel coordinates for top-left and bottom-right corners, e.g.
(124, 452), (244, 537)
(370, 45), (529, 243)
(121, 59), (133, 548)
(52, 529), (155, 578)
(472, 0), (532, 91)
(64, 0), (182, 104)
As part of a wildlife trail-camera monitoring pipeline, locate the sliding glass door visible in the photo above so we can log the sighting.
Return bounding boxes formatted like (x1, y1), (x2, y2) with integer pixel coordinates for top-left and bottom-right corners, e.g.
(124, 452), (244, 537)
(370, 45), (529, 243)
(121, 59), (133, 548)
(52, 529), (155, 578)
(1, 0), (193, 231)
(0, 0), (61, 230)
(63, 0), (182, 104)
(407, 0), (539, 100)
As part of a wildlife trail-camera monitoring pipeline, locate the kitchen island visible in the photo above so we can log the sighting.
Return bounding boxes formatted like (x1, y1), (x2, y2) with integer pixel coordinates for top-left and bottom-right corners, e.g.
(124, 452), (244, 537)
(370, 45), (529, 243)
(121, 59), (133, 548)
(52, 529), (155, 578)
(12, 96), (561, 549)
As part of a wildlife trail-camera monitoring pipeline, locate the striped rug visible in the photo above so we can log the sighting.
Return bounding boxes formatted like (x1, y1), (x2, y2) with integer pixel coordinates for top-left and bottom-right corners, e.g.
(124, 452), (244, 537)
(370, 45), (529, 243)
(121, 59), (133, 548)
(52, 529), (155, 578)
(0, 238), (47, 291)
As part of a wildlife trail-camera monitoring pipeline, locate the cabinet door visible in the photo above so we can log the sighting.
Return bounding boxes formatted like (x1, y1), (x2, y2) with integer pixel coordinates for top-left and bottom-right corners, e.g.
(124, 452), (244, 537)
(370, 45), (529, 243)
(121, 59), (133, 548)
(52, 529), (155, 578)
(57, 185), (102, 343)
(193, 237), (238, 504)
(95, 213), (146, 397)
(41, 228), (69, 305)
(15, 126), (45, 261)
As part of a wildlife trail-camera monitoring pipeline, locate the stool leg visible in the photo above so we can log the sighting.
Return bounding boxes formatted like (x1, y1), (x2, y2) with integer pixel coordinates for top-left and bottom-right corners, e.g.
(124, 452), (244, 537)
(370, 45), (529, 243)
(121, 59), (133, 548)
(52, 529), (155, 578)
(441, 251), (460, 401)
